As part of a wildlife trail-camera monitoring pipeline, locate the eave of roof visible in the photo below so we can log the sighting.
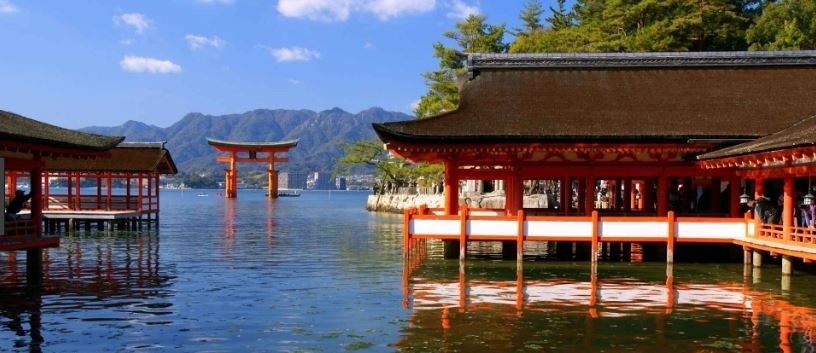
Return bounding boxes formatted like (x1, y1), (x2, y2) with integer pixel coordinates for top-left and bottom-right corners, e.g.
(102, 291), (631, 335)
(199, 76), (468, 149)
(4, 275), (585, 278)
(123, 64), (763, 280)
(0, 110), (124, 152)
(698, 115), (816, 161)
(41, 142), (178, 174)
(206, 137), (299, 149)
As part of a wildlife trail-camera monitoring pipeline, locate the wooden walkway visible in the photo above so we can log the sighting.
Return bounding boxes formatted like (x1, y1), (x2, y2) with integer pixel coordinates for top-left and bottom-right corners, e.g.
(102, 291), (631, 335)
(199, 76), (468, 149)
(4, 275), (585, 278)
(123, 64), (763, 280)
(403, 206), (816, 266)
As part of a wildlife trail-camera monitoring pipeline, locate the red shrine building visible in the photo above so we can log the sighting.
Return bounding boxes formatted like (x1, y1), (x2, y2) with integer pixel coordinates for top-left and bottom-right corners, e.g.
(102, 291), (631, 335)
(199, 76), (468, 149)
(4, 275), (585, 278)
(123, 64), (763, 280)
(374, 51), (816, 267)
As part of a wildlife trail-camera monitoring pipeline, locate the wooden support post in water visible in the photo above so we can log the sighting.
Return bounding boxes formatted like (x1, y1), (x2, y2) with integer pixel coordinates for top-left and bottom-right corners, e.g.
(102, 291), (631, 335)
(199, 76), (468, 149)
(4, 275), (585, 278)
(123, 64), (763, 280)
(667, 211), (675, 264)
(591, 211), (599, 263)
(781, 255), (792, 275)
(459, 205), (467, 260)
(26, 248), (42, 287)
(516, 209), (524, 262)
(753, 250), (763, 267)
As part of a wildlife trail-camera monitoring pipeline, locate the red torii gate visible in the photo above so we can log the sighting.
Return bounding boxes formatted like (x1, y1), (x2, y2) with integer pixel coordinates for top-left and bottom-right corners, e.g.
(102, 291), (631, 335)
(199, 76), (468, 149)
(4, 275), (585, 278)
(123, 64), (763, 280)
(206, 138), (298, 198)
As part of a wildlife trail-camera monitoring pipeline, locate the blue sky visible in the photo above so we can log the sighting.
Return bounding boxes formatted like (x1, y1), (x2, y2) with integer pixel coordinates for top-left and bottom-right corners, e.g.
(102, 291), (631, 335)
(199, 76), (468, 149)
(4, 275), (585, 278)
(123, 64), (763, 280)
(0, 0), (558, 129)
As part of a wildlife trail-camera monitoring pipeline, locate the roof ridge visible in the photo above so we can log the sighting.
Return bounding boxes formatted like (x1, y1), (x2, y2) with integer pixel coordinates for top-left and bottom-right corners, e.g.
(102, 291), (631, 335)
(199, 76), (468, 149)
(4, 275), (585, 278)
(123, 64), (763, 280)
(468, 51), (816, 69)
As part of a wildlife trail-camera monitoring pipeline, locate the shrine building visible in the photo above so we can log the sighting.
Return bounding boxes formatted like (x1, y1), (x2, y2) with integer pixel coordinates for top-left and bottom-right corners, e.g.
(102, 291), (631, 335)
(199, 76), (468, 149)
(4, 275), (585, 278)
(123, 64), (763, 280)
(374, 51), (816, 268)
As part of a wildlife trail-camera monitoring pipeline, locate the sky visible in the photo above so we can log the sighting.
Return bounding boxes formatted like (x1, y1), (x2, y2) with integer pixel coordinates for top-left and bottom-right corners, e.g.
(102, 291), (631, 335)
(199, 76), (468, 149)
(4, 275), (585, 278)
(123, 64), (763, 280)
(0, 0), (559, 129)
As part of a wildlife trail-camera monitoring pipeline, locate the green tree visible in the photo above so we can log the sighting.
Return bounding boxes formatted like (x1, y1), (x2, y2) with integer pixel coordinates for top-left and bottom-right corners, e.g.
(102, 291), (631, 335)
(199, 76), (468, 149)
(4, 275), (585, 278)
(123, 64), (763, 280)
(510, 0), (759, 53)
(518, 0), (545, 35)
(747, 0), (816, 50)
(414, 14), (507, 119)
(335, 140), (444, 194)
(547, 0), (575, 30)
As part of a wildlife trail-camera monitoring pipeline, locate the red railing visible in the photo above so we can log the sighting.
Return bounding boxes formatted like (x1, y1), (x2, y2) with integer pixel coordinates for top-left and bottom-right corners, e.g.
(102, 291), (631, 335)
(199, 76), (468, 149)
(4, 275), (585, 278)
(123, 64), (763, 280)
(0, 219), (58, 251)
(755, 222), (816, 249)
(43, 194), (157, 213)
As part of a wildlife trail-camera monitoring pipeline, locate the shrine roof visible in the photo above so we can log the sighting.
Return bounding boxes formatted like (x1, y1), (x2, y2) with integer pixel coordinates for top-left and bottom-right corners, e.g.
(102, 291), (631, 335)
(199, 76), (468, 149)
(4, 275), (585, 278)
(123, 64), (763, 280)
(374, 51), (816, 145)
(0, 110), (124, 152)
(698, 115), (816, 160)
(42, 141), (178, 174)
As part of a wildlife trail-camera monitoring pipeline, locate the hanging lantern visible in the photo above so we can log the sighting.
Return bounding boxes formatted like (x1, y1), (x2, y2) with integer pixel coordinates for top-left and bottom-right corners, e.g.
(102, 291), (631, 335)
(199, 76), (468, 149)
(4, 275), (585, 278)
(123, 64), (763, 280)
(804, 193), (816, 206)
(739, 193), (752, 204)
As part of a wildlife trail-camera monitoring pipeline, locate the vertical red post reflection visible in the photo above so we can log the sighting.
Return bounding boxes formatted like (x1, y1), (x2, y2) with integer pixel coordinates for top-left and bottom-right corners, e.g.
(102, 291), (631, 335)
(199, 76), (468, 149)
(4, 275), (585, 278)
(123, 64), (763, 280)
(516, 265), (524, 315)
(458, 261), (466, 311)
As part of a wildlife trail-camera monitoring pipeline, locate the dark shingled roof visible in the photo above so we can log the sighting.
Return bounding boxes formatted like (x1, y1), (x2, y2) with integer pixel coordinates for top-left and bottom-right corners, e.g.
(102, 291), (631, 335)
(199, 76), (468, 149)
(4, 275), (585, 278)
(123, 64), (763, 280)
(698, 115), (816, 160)
(42, 141), (178, 174)
(374, 51), (816, 144)
(0, 110), (124, 151)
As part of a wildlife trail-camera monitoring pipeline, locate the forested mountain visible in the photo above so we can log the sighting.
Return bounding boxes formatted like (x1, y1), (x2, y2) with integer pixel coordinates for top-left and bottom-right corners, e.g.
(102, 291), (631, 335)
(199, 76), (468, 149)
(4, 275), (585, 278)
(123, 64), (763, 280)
(81, 107), (410, 174)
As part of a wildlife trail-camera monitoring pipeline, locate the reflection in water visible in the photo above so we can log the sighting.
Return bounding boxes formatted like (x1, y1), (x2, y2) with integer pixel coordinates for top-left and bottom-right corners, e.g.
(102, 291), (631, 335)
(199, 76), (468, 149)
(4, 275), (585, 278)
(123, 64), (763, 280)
(5, 191), (816, 352)
(0, 230), (172, 352)
(401, 258), (816, 353)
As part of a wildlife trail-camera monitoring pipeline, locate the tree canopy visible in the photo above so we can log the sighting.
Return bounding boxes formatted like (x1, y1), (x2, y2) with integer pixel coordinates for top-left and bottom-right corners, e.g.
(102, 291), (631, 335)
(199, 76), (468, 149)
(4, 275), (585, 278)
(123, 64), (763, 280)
(346, 0), (816, 195)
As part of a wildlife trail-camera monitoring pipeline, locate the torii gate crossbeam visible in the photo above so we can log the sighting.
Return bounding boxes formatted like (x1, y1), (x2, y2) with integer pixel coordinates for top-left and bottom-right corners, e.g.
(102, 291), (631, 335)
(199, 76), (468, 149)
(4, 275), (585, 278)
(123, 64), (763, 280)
(206, 138), (298, 198)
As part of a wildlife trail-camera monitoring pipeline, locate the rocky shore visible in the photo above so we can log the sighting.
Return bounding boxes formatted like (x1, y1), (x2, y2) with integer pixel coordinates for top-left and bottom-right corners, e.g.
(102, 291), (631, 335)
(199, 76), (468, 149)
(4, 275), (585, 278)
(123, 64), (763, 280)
(366, 192), (556, 213)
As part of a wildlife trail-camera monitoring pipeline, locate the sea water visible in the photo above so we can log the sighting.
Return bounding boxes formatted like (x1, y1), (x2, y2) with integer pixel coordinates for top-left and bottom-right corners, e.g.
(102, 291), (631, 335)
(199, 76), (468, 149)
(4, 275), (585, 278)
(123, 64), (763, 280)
(0, 190), (814, 352)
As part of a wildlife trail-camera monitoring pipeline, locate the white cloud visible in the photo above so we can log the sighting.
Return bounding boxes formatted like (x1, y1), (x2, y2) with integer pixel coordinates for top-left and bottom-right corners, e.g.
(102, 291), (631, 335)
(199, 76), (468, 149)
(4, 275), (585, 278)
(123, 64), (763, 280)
(115, 12), (152, 33)
(120, 39), (134, 46)
(270, 47), (320, 62)
(363, 42), (375, 49)
(277, 0), (352, 22)
(288, 78), (302, 85)
(410, 99), (421, 111)
(185, 34), (226, 50)
(120, 56), (182, 74)
(364, 0), (434, 20)
(0, 0), (17, 13)
(195, 0), (234, 4)
(446, 0), (479, 20)
(277, 0), (435, 22)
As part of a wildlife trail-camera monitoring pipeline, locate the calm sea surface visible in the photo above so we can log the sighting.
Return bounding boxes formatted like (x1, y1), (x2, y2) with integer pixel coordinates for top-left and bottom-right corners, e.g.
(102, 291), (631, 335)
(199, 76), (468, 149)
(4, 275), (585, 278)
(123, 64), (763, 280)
(1, 190), (816, 352)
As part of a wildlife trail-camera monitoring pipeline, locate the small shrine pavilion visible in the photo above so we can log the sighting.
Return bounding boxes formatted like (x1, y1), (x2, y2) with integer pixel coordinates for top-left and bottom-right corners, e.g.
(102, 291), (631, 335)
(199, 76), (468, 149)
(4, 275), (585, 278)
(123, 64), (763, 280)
(37, 141), (177, 230)
(374, 51), (816, 264)
(206, 138), (298, 198)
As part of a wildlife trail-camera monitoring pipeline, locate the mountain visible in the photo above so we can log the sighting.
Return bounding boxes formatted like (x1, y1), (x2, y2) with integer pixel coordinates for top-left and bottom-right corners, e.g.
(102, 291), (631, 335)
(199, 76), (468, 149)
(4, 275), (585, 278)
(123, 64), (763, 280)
(81, 107), (411, 174)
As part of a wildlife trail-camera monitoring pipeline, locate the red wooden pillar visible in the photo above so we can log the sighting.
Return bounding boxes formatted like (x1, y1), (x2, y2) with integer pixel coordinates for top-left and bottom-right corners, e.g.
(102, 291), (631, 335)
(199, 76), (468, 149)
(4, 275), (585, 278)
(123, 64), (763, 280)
(561, 176), (569, 215)
(42, 172), (49, 209)
(267, 160), (278, 198)
(584, 174), (595, 216)
(154, 174), (160, 212)
(754, 177), (765, 199)
(96, 174), (102, 210)
(146, 172), (152, 211)
(657, 173), (668, 216)
(506, 171), (522, 216)
(623, 178), (632, 212)
(783, 175), (794, 240)
(730, 175), (741, 218)
(711, 177), (721, 213)
(444, 161), (458, 215)
(74, 173), (81, 210)
(106, 173), (112, 211)
(137, 172), (144, 210)
(227, 152), (237, 198)
(125, 175), (131, 209)
(30, 159), (42, 236)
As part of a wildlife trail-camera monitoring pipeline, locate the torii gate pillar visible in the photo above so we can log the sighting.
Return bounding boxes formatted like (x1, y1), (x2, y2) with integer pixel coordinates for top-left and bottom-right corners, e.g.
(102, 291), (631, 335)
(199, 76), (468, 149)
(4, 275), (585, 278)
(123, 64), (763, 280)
(207, 138), (298, 199)
(268, 162), (278, 198)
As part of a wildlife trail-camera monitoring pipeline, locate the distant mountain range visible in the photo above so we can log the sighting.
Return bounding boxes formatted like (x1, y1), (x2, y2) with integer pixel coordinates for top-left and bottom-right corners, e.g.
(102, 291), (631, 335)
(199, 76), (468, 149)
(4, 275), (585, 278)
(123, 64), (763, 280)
(81, 107), (411, 174)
